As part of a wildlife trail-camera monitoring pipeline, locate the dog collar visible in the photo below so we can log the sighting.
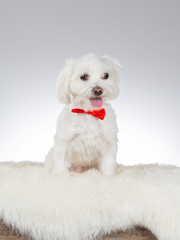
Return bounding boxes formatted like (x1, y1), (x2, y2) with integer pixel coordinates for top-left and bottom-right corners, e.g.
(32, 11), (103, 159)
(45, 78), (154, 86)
(71, 108), (105, 120)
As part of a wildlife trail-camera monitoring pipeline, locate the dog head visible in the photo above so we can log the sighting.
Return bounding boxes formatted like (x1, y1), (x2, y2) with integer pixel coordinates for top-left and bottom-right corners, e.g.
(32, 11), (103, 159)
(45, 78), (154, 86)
(56, 54), (120, 107)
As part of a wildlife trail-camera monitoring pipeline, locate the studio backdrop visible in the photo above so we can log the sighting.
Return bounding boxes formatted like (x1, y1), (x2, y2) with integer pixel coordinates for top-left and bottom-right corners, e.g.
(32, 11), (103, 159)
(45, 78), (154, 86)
(0, 0), (179, 166)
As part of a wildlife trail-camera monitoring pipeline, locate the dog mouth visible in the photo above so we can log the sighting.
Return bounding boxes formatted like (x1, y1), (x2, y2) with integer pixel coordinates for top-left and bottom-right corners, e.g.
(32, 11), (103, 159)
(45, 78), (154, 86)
(90, 97), (103, 108)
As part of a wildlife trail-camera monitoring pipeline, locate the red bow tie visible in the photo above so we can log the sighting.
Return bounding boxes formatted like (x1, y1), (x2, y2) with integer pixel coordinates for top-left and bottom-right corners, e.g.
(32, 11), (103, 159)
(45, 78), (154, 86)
(71, 108), (106, 120)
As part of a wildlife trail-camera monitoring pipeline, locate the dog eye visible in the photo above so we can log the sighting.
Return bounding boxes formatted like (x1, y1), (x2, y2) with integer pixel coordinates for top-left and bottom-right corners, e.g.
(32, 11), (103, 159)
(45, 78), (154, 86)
(102, 73), (109, 80)
(80, 74), (89, 81)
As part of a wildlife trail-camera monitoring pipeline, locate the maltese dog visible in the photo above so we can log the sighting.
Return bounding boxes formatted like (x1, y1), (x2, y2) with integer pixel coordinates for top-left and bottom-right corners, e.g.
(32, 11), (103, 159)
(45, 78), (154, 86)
(45, 53), (120, 175)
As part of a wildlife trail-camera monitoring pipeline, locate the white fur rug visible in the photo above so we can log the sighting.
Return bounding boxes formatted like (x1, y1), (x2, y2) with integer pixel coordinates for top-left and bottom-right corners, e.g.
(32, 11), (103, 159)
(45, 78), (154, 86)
(0, 162), (180, 240)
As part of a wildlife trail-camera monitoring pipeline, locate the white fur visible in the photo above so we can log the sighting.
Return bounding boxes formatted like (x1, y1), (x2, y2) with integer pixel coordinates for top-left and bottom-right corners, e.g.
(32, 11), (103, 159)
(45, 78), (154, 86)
(0, 162), (180, 240)
(45, 54), (120, 175)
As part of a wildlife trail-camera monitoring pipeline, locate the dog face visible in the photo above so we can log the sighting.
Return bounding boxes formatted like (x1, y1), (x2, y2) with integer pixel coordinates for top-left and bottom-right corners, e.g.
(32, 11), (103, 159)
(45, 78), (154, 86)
(57, 54), (120, 106)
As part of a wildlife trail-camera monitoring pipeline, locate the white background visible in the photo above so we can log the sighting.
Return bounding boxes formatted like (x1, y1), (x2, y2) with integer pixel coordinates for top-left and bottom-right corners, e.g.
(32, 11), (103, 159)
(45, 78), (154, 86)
(0, 0), (179, 166)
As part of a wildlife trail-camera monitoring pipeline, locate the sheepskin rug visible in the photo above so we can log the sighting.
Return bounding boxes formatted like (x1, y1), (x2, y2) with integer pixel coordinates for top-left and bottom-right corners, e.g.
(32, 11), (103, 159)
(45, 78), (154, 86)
(0, 161), (180, 240)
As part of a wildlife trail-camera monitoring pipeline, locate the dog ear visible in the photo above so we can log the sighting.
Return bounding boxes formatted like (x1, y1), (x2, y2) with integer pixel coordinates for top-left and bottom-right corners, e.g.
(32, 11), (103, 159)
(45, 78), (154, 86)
(102, 55), (121, 99)
(56, 59), (74, 104)
(102, 55), (121, 82)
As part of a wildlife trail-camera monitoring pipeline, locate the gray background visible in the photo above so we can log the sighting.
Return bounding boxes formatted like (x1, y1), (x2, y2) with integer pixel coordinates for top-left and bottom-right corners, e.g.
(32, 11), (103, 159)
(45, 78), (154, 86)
(0, 0), (179, 166)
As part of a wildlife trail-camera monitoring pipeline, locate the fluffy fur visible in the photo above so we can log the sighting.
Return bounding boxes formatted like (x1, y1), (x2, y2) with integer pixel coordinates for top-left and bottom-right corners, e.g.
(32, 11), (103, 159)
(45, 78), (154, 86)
(0, 162), (180, 240)
(45, 54), (120, 175)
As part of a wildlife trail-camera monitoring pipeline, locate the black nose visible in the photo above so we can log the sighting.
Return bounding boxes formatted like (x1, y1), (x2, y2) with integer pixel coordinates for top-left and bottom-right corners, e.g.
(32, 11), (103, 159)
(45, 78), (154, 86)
(92, 87), (103, 96)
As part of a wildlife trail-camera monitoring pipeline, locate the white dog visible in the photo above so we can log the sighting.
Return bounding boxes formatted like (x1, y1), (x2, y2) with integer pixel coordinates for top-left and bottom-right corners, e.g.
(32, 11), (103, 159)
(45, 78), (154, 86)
(45, 54), (120, 175)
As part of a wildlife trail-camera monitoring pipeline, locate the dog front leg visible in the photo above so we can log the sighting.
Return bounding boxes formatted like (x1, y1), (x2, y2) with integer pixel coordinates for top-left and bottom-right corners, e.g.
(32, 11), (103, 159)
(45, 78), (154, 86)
(100, 144), (117, 176)
(45, 140), (70, 173)
(52, 144), (70, 173)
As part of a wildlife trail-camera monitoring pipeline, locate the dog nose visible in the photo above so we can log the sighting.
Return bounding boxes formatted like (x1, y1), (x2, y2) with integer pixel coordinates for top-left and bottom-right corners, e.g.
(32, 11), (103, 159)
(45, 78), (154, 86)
(92, 87), (103, 96)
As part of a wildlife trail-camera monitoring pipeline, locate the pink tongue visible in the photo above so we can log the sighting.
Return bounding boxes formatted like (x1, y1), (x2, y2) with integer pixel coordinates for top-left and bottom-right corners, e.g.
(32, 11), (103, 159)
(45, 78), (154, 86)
(90, 98), (103, 108)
